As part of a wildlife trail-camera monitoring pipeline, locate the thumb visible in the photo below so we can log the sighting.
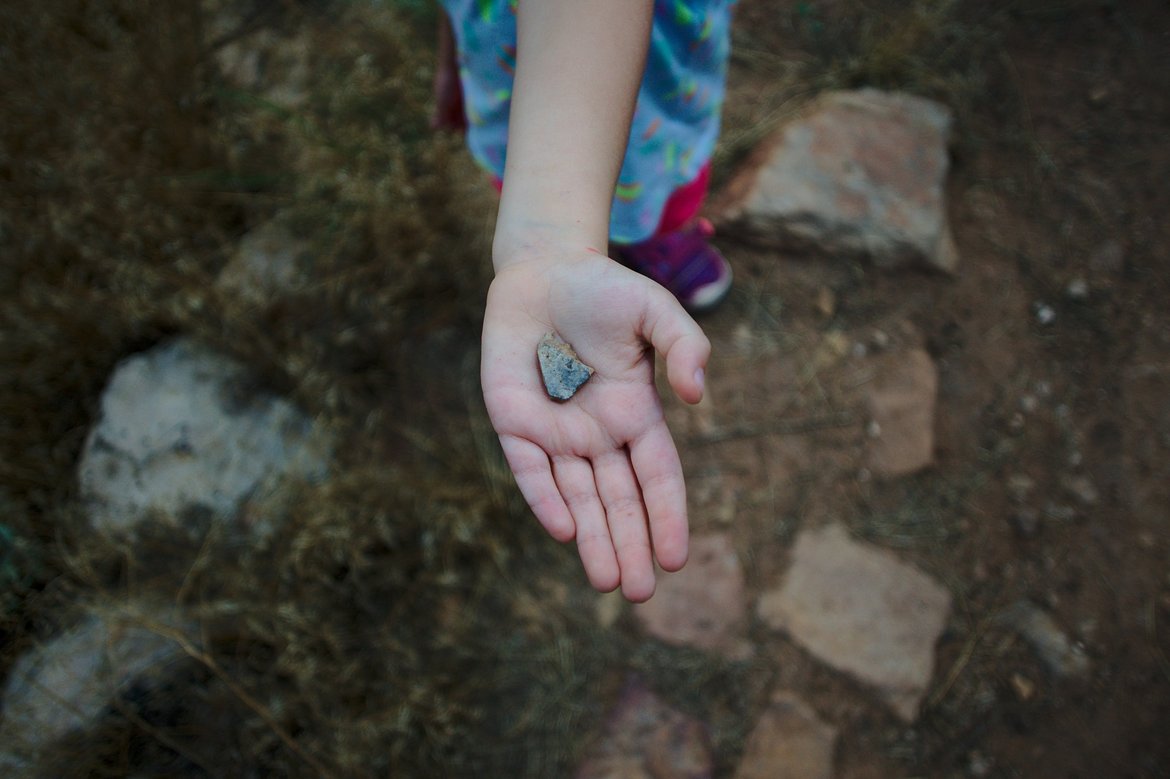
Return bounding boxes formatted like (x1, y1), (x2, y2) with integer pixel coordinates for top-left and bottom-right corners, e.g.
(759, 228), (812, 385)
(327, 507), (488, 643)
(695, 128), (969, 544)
(642, 284), (711, 405)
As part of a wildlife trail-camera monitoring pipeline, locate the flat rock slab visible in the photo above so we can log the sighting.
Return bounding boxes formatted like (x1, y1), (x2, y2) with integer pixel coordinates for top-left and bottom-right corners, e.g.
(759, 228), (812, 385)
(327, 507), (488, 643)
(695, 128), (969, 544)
(634, 533), (753, 660)
(78, 338), (331, 534)
(863, 348), (938, 478)
(576, 676), (713, 779)
(758, 524), (951, 721)
(734, 691), (837, 779)
(0, 605), (189, 765)
(717, 89), (958, 272)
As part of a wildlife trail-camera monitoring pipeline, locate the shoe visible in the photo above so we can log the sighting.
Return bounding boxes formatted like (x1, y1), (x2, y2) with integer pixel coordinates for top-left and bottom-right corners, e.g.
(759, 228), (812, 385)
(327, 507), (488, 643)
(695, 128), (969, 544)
(614, 218), (733, 313)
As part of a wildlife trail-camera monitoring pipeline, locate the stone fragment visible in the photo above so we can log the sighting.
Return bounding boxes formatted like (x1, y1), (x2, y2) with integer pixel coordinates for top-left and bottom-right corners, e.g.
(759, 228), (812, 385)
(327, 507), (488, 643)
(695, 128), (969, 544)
(1001, 601), (1090, 678)
(734, 691), (837, 779)
(633, 533), (752, 660)
(1060, 474), (1099, 505)
(217, 221), (310, 302)
(209, 14), (311, 109)
(78, 338), (332, 534)
(0, 605), (189, 766)
(717, 89), (958, 272)
(1009, 507), (1041, 539)
(576, 677), (713, 779)
(538, 332), (595, 401)
(863, 348), (938, 478)
(758, 524), (952, 721)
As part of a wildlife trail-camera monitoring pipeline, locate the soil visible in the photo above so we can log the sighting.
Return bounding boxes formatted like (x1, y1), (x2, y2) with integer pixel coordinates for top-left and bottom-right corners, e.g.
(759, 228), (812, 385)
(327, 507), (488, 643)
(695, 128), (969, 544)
(683, 1), (1170, 775)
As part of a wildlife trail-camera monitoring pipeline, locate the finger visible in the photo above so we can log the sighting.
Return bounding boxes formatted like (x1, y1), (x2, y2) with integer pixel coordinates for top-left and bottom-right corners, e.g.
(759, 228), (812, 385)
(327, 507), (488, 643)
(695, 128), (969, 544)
(629, 423), (689, 572)
(593, 451), (656, 602)
(552, 456), (620, 592)
(499, 434), (575, 542)
(641, 285), (711, 405)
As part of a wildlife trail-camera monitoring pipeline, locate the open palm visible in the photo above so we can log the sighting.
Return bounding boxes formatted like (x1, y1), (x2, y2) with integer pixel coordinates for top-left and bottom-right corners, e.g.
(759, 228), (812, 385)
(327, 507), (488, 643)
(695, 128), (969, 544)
(481, 250), (710, 601)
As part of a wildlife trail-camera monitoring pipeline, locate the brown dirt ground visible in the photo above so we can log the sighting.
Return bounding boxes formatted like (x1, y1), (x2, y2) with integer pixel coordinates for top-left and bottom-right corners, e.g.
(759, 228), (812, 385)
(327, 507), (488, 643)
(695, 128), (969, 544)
(687, 1), (1170, 776)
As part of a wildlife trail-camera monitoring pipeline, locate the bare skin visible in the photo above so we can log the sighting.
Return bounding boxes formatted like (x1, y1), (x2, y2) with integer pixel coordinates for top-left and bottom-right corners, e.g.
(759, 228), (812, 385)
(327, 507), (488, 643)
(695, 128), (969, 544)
(475, 0), (711, 601)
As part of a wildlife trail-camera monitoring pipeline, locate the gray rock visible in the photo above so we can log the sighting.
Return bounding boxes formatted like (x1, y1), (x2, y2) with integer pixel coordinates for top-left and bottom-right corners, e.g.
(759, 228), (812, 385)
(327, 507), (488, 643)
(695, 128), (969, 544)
(0, 605), (189, 765)
(633, 533), (753, 660)
(217, 221), (310, 302)
(1002, 601), (1090, 678)
(576, 676), (712, 779)
(78, 338), (331, 534)
(863, 348), (938, 479)
(211, 24), (311, 109)
(758, 523), (952, 721)
(538, 332), (595, 401)
(717, 89), (958, 272)
(734, 691), (837, 779)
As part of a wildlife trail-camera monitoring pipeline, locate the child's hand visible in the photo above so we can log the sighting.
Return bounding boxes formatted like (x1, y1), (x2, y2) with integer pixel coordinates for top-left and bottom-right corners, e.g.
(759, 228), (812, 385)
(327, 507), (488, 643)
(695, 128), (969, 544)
(481, 245), (710, 602)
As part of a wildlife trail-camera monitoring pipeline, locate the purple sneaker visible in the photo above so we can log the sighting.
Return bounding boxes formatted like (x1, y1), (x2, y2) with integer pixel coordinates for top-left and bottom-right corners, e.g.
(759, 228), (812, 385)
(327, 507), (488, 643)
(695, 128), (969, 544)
(614, 218), (733, 313)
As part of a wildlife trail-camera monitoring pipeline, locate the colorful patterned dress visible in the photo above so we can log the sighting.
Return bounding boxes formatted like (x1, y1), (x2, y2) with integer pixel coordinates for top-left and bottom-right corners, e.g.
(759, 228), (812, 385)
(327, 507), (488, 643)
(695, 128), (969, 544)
(438, 0), (735, 244)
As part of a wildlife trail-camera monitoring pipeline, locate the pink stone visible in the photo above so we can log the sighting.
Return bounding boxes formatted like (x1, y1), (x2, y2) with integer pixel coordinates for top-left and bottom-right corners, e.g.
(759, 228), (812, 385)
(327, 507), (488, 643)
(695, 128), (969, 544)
(576, 677), (713, 779)
(734, 691), (837, 779)
(716, 90), (958, 273)
(862, 348), (938, 478)
(634, 533), (752, 660)
(758, 524), (951, 721)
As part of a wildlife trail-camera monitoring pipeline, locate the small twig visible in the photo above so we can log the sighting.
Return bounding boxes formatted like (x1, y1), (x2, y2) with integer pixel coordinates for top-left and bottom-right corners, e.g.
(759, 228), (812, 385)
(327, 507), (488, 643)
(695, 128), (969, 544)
(926, 616), (991, 710)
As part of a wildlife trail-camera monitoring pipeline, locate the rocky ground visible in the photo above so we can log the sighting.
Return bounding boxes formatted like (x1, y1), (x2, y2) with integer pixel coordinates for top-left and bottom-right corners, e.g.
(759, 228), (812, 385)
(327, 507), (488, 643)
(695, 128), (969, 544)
(2, 1), (1168, 777)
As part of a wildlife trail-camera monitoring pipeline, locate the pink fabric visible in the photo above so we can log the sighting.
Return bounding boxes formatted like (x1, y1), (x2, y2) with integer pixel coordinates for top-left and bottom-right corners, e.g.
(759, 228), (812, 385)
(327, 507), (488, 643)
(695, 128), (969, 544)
(487, 162), (711, 239)
(653, 163), (710, 237)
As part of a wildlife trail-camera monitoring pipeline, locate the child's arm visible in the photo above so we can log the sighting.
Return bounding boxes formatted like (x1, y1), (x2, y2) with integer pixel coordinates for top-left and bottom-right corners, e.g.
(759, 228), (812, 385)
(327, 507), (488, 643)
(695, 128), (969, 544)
(481, 0), (711, 602)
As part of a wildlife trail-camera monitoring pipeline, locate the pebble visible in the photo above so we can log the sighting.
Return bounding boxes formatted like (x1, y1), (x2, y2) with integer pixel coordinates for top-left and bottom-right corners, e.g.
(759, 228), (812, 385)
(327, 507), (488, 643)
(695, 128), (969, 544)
(1061, 474), (1100, 505)
(1066, 277), (1089, 299)
(1010, 672), (1036, 701)
(1034, 302), (1056, 326)
(967, 750), (993, 777)
(1002, 600), (1090, 678)
(537, 332), (595, 401)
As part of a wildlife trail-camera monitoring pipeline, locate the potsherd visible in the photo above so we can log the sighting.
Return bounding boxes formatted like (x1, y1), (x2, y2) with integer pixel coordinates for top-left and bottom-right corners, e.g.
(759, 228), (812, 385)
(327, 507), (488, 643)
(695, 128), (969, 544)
(538, 332), (595, 401)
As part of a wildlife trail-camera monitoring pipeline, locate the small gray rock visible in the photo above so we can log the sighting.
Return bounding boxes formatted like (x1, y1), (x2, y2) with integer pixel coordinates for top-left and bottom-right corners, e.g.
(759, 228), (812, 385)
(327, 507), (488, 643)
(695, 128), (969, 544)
(1002, 600), (1090, 678)
(538, 332), (595, 401)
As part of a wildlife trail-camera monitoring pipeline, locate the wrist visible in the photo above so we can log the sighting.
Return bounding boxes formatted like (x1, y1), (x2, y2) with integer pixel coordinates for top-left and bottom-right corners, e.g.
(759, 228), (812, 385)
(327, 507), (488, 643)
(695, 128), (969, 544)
(491, 214), (608, 274)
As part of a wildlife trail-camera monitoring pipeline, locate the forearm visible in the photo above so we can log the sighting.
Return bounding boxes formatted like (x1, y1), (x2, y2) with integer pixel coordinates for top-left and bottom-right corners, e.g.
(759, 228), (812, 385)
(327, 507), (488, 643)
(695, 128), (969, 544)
(493, 0), (653, 269)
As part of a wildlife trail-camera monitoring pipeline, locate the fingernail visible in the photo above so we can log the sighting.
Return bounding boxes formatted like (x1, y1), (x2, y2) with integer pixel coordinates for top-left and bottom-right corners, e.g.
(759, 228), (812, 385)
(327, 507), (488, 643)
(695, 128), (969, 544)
(693, 368), (705, 393)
